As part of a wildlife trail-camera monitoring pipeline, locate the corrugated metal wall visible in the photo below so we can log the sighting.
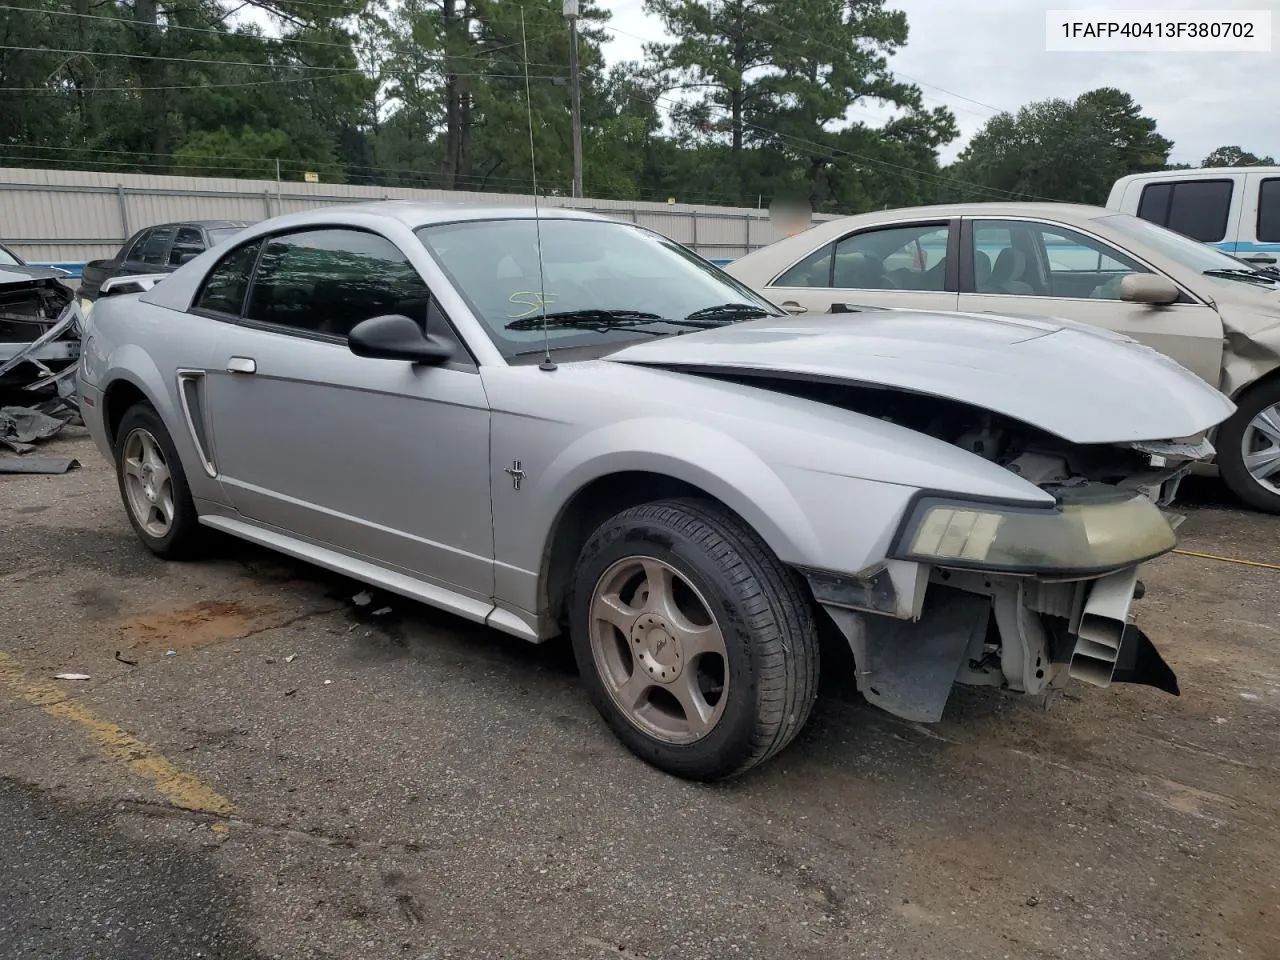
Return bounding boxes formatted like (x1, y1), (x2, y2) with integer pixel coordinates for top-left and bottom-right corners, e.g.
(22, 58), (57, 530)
(0, 167), (838, 265)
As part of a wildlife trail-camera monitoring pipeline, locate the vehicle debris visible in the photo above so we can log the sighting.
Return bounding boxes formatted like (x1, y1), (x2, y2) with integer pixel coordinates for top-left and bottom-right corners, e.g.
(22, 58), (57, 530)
(0, 400), (80, 454)
(165, 649), (178, 657)
(0, 455), (79, 474)
(54, 673), (90, 681)
(114, 651), (138, 667)
(284, 653), (298, 663)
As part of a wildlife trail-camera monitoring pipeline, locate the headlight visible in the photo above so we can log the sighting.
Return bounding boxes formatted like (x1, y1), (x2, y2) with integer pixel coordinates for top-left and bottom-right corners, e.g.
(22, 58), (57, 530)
(891, 493), (1177, 574)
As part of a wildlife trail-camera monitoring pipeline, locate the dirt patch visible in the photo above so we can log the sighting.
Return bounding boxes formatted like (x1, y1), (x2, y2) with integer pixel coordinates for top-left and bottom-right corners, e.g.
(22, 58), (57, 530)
(113, 600), (283, 653)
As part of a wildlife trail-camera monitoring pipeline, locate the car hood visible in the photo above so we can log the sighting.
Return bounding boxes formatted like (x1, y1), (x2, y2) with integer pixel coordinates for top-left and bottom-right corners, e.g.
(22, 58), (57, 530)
(0, 264), (69, 285)
(608, 310), (1235, 445)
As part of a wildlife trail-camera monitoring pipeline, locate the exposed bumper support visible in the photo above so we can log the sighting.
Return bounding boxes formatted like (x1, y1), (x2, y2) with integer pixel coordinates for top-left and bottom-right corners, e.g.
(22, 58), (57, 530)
(820, 563), (1179, 723)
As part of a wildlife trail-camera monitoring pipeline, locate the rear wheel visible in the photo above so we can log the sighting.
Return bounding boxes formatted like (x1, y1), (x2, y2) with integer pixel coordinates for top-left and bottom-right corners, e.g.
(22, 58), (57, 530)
(114, 403), (204, 558)
(568, 498), (820, 781)
(1218, 378), (1280, 514)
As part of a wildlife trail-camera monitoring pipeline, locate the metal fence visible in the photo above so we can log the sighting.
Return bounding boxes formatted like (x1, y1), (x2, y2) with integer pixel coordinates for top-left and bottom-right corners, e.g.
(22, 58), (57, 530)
(0, 167), (839, 272)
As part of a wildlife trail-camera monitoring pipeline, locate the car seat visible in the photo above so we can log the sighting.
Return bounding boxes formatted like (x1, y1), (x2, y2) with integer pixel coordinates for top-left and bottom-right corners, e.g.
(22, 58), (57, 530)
(988, 248), (1036, 294)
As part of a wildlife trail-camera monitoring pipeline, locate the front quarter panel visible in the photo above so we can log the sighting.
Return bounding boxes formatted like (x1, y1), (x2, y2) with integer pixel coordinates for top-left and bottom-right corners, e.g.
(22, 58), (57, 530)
(483, 360), (1053, 619)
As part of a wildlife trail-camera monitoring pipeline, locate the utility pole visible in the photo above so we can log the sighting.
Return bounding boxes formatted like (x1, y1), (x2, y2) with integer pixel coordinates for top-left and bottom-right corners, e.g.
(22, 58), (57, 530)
(564, 0), (583, 198)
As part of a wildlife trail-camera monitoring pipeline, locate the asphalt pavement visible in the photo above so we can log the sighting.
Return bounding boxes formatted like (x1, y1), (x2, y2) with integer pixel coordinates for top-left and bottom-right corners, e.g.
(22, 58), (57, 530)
(2, 429), (1279, 960)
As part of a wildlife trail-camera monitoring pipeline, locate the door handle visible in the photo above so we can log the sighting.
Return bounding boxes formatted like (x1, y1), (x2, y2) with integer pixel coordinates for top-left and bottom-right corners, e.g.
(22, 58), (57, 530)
(779, 300), (808, 315)
(226, 356), (257, 374)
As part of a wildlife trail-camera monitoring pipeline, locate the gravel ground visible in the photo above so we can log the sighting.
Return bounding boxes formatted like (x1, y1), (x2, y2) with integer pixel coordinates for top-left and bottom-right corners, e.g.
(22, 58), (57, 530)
(2, 429), (1278, 960)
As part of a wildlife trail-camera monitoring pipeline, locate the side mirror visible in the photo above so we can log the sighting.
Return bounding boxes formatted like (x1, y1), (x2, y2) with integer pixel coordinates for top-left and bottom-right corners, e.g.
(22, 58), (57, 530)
(348, 314), (455, 365)
(1120, 273), (1179, 306)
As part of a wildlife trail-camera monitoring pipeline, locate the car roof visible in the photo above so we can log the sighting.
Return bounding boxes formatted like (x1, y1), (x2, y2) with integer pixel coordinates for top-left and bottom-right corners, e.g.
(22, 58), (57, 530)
(142, 219), (254, 231)
(316, 200), (614, 227)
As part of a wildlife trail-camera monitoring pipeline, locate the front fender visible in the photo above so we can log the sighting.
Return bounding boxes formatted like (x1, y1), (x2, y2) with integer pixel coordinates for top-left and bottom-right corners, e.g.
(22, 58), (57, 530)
(541, 417), (826, 565)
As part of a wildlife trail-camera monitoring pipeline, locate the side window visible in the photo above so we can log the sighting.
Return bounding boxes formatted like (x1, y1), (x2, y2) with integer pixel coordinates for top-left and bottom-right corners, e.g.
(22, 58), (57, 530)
(244, 228), (431, 339)
(169, 226), (205, 266)
(135, 226), (175, 266)
(774, 243), (834, 287)
(1136, 179), (1233, 242)
(831, 223), (949, 291)
(194, 241), (262, 316)
(122, 230), (152, 262)
(973, 219), (1150, 300)
(1258, 179), (1280, 243)
(1137, 183), (1171, 224)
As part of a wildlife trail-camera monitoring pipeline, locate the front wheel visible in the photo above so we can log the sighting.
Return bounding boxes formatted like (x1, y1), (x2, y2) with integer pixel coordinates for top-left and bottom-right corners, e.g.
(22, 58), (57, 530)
(1218, 378), (1280, 514)
(568, 498), (820, 781)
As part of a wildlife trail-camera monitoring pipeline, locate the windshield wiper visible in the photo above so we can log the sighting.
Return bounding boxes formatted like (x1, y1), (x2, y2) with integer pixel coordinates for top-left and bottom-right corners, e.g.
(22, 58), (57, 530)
(1202, 268), (1278, 285)
(683, 302), (778, 323)
(505, 309), (723, 331)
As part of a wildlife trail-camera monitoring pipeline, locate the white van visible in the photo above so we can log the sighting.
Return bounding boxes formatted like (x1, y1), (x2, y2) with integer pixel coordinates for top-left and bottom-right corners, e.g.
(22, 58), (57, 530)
(1107, 167), (1280, 270)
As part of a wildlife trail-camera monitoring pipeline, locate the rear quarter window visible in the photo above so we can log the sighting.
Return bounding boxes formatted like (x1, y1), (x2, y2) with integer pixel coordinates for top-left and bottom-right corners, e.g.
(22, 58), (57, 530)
(1137, 179), (1233, 243)
(1258, 179), (1280, 243)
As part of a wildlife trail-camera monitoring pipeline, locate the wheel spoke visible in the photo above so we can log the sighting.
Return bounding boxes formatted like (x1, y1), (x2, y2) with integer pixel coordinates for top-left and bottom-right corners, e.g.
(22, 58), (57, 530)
(123, 456), (144, 480)
(639, 560), (677, 618)
(1246, 446), (1280, 480)
(593, 591), (640, 635)
(156, 484), (175, 526)
(615, 668), (653, 711)
(1253, 405), (1280, 446)
(149, 461), (171, 492)
(672, 620), (723, 659)
(671, 670), (716, 735)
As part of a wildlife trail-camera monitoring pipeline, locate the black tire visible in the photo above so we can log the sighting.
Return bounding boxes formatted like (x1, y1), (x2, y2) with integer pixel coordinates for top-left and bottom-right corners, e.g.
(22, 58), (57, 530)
(568, 497), (820, 781)
(114, 402), (205, 559)
(1217, 377), (1280, 514)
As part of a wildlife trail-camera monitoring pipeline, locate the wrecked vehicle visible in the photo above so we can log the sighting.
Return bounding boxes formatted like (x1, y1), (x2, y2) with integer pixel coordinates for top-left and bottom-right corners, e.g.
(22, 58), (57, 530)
(0, 243), (77, 388)
(724, 203), (1280, 513)
(79, 204), (1233, 780)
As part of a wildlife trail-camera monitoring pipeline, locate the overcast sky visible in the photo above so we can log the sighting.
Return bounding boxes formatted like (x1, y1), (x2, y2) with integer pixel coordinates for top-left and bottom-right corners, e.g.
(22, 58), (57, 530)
(599, 0), (1279, 165)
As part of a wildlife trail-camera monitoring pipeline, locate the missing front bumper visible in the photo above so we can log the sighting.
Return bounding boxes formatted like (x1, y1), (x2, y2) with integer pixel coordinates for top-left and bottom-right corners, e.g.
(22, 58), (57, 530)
(817, 564), (1178, 723)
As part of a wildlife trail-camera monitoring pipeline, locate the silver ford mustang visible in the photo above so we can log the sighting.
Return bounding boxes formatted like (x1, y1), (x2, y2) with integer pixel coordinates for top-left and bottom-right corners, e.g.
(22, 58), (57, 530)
(77, 202), (1235, 780)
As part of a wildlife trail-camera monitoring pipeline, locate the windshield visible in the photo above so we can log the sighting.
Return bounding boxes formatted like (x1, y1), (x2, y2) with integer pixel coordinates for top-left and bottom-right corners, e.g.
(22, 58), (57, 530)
(1096, 212), (1279, 289)
(207, 227), (246, 247)
(415, 218), (783, 357)
(0, 244), (22, 266)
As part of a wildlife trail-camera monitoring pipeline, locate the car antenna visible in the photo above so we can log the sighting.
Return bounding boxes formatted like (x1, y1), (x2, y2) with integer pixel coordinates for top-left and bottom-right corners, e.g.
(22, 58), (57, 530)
(520, 6), (556, 373)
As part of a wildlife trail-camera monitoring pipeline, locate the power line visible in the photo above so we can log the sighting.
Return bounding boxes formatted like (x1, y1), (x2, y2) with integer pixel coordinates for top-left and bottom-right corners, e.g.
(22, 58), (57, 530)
(0, 72), (366, 92)
(0, 43), (350, 70)
(0, 4), (571, 70)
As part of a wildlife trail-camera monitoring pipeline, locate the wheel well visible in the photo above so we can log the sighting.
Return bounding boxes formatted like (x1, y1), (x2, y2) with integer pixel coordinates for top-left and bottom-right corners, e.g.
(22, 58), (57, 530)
(540, 471), (731, 628)
(102, 380), (149, 446)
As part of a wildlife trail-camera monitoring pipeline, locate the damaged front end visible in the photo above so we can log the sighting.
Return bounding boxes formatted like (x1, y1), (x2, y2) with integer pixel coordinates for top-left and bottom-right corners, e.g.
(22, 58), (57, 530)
(785, 385), (1207, 723)
(0, 275), (83, 398)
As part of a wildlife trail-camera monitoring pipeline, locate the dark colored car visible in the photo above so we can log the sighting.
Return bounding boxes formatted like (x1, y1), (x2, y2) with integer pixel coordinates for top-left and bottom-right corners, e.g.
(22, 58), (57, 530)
(0, 242), (76, 387)
(78, 220), (253, 301)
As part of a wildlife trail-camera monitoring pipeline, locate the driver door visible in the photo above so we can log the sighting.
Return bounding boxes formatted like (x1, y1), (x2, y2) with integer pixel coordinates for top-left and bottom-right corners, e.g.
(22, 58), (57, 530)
(198, 227), (495, 601)
(764, 220), (960, 315)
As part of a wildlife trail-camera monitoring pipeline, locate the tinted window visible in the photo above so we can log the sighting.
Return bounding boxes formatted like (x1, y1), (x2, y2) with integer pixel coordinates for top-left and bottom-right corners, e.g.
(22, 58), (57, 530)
(775, 243), (834, 287)
(194, 241), (262, 316)
(122, 229), (152, 262)
(1137, 179), (1233, 243)
(135, 226), (175, 265)
(169, 227), (205, 267)
(1258, 179), (1280, 243)
(1137, 183), (1171, 223)
(245, 229), (431, 339)
(831, 223), (949, 291)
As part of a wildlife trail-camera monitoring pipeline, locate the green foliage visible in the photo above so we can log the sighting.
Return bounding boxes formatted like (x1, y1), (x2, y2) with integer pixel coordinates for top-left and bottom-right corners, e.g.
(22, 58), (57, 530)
(0, 1), (1186, 215)
(1201, 145), (1275, 168)
(942, 87), (1173, 205)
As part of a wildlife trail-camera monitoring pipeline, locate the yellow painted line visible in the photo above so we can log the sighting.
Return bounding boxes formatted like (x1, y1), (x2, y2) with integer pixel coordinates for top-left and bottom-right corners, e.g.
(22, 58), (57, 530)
(1173, 548), (1280, 572)
(0, 653), (234, 816)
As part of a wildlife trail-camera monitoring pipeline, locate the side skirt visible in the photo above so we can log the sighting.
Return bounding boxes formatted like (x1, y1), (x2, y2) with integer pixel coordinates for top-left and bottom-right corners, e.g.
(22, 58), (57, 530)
(198, 513), (540, 643)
